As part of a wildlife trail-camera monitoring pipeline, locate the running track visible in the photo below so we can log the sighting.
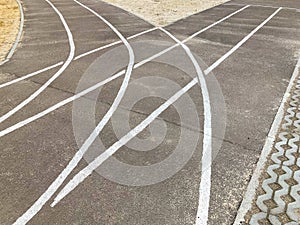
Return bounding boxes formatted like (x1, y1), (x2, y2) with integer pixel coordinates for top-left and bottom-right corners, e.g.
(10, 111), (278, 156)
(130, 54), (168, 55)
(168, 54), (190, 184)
(0, 0), (300, 224)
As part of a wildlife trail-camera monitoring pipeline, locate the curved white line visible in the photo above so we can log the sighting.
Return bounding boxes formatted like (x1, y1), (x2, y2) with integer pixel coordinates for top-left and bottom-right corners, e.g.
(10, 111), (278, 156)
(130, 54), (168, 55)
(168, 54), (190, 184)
(0, 28), (156, 90)
(0, 0), (75, 125)
(0, 0), (24, 66)
(51, 6), (282, 219)
(12, 0), (135, 224)
(0, 6), (249, 138)
(158, 27), (212, 225)
(51, 77), (199, 207)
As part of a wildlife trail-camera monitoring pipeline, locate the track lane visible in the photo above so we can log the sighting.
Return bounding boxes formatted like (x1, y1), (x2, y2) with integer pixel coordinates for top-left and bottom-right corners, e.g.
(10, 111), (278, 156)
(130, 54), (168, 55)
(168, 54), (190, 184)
(12, 0), (136, 223)
(0, 0), (75, 124)
(0, 6), (249, 138)
(50, 6), (281, 221)
(1, 1), (300, 225)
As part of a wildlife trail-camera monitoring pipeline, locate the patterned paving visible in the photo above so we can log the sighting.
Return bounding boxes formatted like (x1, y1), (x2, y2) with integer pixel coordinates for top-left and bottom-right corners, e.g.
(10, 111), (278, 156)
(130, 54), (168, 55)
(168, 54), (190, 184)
(248, 71), (300, 224)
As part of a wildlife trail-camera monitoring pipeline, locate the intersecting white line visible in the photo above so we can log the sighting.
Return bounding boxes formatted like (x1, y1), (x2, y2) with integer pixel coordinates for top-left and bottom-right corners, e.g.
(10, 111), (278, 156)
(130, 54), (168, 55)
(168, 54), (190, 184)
(0, 5), (248, 90)
(0, 28), (157, 90)
(51, 6), (282, 218)
(159, 27), (212, 225)
(74, 27), (157, 60)
(0, 5), (250, 138)
(10, 3), (252, 223)
(0, 0), (75, 125)
(12, 0), (135, 223)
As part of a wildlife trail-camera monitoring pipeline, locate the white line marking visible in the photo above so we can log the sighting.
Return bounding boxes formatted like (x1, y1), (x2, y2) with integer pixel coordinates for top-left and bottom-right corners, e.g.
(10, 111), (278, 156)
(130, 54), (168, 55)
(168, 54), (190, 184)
(0, 0), (75, 125)
(74, 27), (157, 60)
(0, 0), (24, 66)
(233, 43), (300, 225)
(0, 71), (125, 138)
(0, 28), (156, 89)
(182, 5), (250, 44)
(159, 27), (213, 225)
(10, 5), (250, 223)
(0, 5), (249, 138)
(0, 4), (247, 90)
(51, 6), (281, 209)
(51, 78), (199, 207)
(7, 2), (282, 223)
(0, 62), (63, 89)
(12, 0), (135, 223)
(6, 5), (249, 221)
(225, 3), (300, 11)
(2, 4), (249, 89)
(205, 7), (282, 75)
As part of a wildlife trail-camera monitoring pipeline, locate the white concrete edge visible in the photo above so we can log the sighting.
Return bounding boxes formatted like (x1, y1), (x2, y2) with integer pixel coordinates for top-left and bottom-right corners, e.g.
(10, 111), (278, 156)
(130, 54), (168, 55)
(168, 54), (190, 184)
(0, 0), (24, 66)
(233, 53), (300, 225)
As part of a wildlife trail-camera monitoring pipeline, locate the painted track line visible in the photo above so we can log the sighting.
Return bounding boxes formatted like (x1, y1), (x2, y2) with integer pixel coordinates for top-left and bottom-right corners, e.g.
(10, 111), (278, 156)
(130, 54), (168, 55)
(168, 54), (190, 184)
(0, 5), (249, 138)
(205, 7), (282, 75)
(0, 28), (156, 90)
(0, 62), (63, 89)
(51, 7), (281, 210)
(0, 0), (75, 124)
(12, 0), (135, 223)
(0, 0), (24, 66)
(225, 3), (299, 11)
(182, 5), (249, 44)
(159, 27), (212, 225)
(74, 27), (157, 60)
(10, 5), (249, 223)
(0, 4), (248, 89)
(233, 43), (300, 225)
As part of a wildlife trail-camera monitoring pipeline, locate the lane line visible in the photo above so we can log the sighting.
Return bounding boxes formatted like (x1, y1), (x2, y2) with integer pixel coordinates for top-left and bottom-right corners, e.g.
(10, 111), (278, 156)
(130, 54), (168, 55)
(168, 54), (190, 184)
(233, 43), (300, 225)
(12, 0), (135, 223)
(159, 27), (212, 225)
(0, 28), (156, 89)
(225, 3), (300, 11)
(74, 27), (157, 60)
(205, 7), (282, 75)
(10, 5), (250, 223)
(0, 0), (24, 66)
(0, 0), (75, 124)
(51, 78), (200, 207)
(182, 5), (249, 44)
(0, 5), (249, 138)
(0, 4), (248, 89)
(51, 7), (281, 210)
(0, 62), (63, 89)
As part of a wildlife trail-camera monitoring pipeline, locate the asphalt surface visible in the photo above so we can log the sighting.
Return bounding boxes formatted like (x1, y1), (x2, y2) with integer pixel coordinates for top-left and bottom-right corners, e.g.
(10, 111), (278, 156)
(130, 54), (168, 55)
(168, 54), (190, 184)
(0, 0), (300, 224)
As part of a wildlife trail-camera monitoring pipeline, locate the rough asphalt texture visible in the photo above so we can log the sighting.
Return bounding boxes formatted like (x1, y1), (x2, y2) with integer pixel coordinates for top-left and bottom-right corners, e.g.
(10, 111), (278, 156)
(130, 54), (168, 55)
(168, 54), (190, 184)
(0, 0), (300, 224)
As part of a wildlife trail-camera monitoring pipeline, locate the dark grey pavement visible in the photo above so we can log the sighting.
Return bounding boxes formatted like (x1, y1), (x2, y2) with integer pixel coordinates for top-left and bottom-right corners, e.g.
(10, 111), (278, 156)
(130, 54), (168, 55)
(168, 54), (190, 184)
(0, 0), (300, 224)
